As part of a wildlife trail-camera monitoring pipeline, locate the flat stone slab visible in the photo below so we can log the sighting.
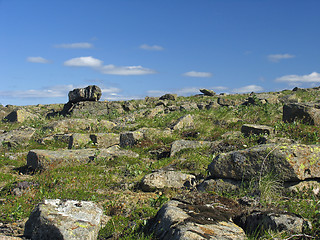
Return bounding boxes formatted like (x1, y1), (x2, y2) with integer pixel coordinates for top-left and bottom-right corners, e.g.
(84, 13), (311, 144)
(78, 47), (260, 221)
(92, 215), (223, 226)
(27, 146), (139, 170)
(24, 199), (105, 240)
(241, 124), (274, 137)
(171, 139), (213, 156)
(68, 133), (119, 149)
(0, 127), (36, 147)
(208, 143), (320, 181)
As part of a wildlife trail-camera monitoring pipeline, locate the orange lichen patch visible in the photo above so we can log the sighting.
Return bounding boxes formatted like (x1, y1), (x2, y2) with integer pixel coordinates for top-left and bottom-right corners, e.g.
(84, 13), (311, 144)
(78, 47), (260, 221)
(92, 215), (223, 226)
(199, 226), (215, 236)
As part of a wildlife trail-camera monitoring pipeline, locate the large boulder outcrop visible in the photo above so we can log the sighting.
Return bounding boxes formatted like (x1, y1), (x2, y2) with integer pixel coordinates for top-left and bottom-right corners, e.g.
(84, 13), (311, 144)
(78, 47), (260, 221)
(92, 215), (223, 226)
(140, 170), (196, 192)
(4, 108), (38, 123)
(24, 199), (105, 240)
(208, 143), (320, 181)
(283, 102), (320, 125)
(68, 85), (102, 103)
(27, 146), (139, 170)
(146, 192), (246, 240)
(200, 89), (216, 96)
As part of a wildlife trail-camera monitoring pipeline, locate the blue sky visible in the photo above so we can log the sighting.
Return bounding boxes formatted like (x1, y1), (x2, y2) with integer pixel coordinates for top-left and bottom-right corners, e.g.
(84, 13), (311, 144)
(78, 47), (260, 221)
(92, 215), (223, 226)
(1, 0), (320, 106)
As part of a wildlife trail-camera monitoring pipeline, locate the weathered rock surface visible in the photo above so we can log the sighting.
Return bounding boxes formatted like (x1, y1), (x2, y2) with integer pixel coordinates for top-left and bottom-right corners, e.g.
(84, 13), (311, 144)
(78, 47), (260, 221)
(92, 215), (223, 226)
(171, 139), (213, 156)
(147, 192), (246, 240)
(171, 114), (195, 131)
(283, 102), (320, 125)
(68, 85), (102, 103)
(159, 93), (177, 101)
(144, 105), (164, 118)
(200, 89), (216, 96)
(197, 178), (240, 193)
(0, 127), (36, 147)
(208, 143), (320, 181)
(285, 180), (320, 196)
(140, 171), (196, 192)
(120, 131), (144, 148)
(0, 235), (23, 239)
(27, 146), (139, 170)
(24, 199), (105, 240)
(4, 109), (38, 123)
(68, 133), (119, 149)
(241, 124), (275, 137)
(45, 119), (116, 133)
(235, 210), (312, 235)
(217, 97), (242, 107)
(61, 101), (109, 117)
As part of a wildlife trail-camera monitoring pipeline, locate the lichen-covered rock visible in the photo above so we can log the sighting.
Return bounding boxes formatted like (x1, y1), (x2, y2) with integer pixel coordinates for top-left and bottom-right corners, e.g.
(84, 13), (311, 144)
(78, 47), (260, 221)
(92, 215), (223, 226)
(120, 131), (144, 148)
(197, 178), (240, 193)
(62, 101), (109, 117)
(159, 93), (177, 101)
(200, 89), (216, 96)
(0, 127), (36, 147)
(27, 146), (139, 170)
(283, 103), (320, 125)
(4, 108), (39, 123)
(140, 171), (196, 192)
(24, 199), (105, 240)
(208, 143), (320, 181)
(171, 114), (195, 131)
(147, 192), (246, 240)
(217, 97), (242, 107)
(68, 85), (102, 103)
(241, 124), (275, 137)
(68, 133), (119, 149)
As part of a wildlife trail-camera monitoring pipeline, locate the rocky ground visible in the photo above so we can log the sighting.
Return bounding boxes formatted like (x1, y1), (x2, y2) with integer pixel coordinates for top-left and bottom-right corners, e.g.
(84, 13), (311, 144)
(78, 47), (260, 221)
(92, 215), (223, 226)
(0, 85), (320, 239)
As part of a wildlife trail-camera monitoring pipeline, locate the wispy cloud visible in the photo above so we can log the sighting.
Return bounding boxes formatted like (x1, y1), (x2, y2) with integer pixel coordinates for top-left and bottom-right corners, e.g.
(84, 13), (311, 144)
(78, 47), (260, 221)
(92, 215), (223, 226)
(276, 72), (320, 82)
(140, 44), (164, 51)
(54, 42), (93, 49)
(268, 53), (295, 62)
(64, 56), (103, 67)
(183, 71), (212, 78)
(26, 56), (51, 64)
(232, 85), (264, 93)
(64, 56), (157, 75)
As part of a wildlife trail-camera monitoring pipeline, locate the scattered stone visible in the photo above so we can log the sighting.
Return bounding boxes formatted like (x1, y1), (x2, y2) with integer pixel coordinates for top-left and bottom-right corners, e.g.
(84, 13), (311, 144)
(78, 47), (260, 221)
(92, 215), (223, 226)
(197, 178), (240, 193)
(12, 181), (39, 196)
(0, 127), (36, 148)
(144, 106), (164, 118)
(159, 93), (177, 101)
(208, 143), (320, 181)
(171, 139), (213, 156)
(179, 102), (198, 111)
(283, 102), (320, 125)
(122, 101), (135, 112)
(60, 101), (109, 117)
(136, 127), (172, 140)
(235, 210), (312, 236)
(280, 94), (301, 104)
(68, 133), (120, 149)
(120, 131), (144, 148)
(217, 97), (242, 107)
(24, 199), (106, 240)
(146, 192), (246, 240)
(27, 146), (139, 170)
(68, 85), (102, 103)
(170, 114), (195, 131)
(285, 180), (320, 196)
(241, 124), (275, 137)
(200, 89), (216, 96)
(149, 147), (171, 159)
(140, 170), (196, 192)
(40, 133), (72, 145)
(4, 109), (38, 123)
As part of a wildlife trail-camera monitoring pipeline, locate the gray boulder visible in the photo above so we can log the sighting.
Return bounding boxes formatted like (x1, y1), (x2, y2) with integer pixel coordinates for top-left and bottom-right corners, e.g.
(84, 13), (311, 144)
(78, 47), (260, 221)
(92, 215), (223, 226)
(68, 85), (102, 103)
(197, 178), (241, 193)
(24, 199), (105, 240)
(68, 133), (120, 149)
(170, 114), (195, 131)
(159, 93), (177, 101)
(241, 124), (275, 137)
(27, 146), (139, 170)
(140, 170), (196, 192)
(4, 109), (38, 123)
(147, 193), (246, 240)
(0, 127), (36, 147)
(200, 89), (216, 96)
(208, 143), (320, 181)
(283, 103), (320, 125)
(120, 131), (143, 148)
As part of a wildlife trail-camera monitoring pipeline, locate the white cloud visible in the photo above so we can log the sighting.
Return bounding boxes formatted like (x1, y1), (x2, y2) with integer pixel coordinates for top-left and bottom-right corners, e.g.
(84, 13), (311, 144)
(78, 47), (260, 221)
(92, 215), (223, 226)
(268, 53), (295, 62)
(64, 56), (103, 67)
(276, 72), (320, 83)
(100, 64), (156, 75)
(64, 56), (157, 75)
(140, 44), (164, 51)
(55, 42), (93, 49)
(183, 71), (212, 78)
(232, 85), (264, 93)
(26, 56), (50, 64)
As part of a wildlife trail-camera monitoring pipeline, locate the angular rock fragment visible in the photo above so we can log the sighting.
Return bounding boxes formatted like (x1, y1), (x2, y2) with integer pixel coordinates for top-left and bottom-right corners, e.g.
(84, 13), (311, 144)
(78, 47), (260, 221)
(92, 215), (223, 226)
(241, 124), (275, 137)
(0, 127), (36, 147)
(170, 114), (195, 131)
(68, 133), (119, 149)
(24, 199), (105, 240)
(120, 131), (143, 148)
(27, 146), (139, 170)
(159, 93), (177, 101)
(208, 143), (320, 181)
(4, 109), (38, 123)
(68, 85), (102, 103)
(200, 88), (216, 96)
(171, 139), (213, 156)
(140, 170), (196, 192)
(283, 102), (320, 125)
